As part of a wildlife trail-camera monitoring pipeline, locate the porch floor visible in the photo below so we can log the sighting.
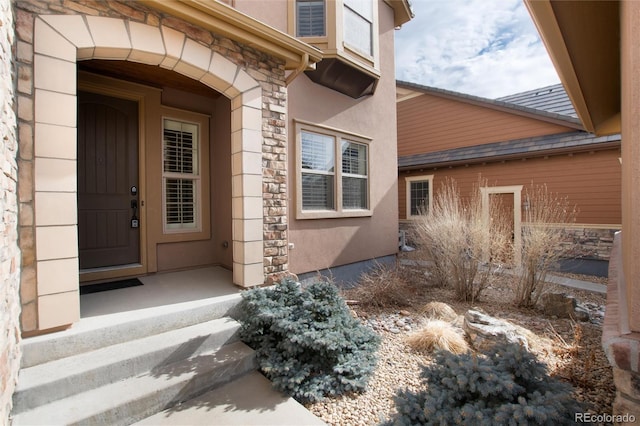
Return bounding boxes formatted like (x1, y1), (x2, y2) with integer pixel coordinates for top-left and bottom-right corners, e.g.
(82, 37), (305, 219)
(80, 266), (239, 318)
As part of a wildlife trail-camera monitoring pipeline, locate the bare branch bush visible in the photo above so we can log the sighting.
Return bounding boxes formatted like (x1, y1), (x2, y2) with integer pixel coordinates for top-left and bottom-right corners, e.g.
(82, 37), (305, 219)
(342, 261), (415, 308)
(515, 184), (578, 307)
(413, 178), (512, 302)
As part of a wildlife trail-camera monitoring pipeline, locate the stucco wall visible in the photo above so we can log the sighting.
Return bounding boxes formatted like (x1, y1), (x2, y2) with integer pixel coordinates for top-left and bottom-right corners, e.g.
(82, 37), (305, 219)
(0, 0), (22, 421)
(286, 0), (400, 275)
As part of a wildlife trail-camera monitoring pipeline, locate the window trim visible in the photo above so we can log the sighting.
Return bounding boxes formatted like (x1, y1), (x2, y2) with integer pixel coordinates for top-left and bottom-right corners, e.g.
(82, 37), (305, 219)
(288, 0), (380, 74)
(158, 106), (210, 242)
(406, 175), (434, 219)
(343, 0), (374, 58)
(295, 120), (372, 219)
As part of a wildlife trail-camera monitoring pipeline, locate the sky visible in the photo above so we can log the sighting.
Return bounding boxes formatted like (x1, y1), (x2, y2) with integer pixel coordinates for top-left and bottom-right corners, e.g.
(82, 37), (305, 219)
(394, 0), (561, 99)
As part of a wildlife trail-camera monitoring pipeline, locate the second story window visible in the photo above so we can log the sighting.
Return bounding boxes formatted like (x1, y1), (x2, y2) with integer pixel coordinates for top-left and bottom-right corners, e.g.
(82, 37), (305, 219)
(297, 0), (325, 37)
(343, 0), (373, 56)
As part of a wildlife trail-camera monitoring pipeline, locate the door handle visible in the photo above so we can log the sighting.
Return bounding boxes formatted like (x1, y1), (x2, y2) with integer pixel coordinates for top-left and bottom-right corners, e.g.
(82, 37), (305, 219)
(131, 199), (139, 228)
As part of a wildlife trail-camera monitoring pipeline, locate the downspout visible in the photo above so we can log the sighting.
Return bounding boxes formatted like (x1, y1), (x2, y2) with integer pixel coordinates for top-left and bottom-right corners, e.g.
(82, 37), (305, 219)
(285, 53), (310, 86)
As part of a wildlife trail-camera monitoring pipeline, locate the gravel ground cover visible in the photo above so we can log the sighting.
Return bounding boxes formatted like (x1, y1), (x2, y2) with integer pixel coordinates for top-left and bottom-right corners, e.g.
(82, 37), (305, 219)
(306, 257), (615, 426)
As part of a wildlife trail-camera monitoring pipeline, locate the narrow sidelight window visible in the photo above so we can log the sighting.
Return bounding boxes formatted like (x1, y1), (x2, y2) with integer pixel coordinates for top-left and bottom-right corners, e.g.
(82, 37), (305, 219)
(163, 119), (200, 231)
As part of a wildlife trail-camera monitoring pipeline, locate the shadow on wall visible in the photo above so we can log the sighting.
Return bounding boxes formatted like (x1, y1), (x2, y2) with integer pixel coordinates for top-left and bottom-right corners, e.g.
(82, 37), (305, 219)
(295, 183), (400, 288)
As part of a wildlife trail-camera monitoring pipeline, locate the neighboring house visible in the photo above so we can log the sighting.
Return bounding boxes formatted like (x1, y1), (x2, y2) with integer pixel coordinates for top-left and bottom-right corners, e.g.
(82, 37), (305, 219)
(0, 0), (412, 419)
(525, 0), (639, 419)
(396, 80), (621, 275)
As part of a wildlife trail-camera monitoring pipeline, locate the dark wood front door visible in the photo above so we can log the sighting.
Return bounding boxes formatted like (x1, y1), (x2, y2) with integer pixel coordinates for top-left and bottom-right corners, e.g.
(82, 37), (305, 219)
(78, 91), (139, 269)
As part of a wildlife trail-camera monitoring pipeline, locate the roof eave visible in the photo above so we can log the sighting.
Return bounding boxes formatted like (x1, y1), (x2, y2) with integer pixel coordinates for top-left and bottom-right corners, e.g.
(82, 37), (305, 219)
(524, 0), (620, 135)
(385, 0), (413, 27)
(139, 0), (323, 71)
(398, 140), (621, 171)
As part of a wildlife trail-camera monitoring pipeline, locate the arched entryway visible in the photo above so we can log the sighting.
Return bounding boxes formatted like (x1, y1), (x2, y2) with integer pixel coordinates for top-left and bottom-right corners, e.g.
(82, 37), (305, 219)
(31, 15), (266, 329)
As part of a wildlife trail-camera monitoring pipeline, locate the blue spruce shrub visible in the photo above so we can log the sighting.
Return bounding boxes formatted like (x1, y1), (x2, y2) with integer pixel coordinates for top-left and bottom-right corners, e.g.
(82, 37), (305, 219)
(238, 278), (380, 403)
(387, 343), (582, 425)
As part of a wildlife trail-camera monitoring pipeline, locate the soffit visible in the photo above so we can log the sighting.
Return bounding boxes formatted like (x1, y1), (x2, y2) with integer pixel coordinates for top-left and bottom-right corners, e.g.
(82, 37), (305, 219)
(525, 0), (620, 135)
(384, 0), (413, 27)
(139, 0), (322, 70)
(78, 60), (222, 99)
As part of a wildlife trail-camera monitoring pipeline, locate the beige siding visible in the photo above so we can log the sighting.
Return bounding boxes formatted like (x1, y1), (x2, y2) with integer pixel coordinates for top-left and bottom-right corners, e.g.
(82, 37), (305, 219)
(397, 93), (575, 157)
(399, 148), (622, 225)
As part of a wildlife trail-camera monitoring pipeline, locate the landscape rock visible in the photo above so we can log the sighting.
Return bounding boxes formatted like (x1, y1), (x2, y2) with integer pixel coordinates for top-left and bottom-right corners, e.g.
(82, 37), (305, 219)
(463, 309), (533, 351)
(541, 292), (590, 321)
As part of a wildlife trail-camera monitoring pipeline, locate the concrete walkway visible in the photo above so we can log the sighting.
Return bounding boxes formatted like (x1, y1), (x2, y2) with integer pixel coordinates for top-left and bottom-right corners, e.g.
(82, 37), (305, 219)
(399, 259), (607, 294)
(135, 371), (326, 426)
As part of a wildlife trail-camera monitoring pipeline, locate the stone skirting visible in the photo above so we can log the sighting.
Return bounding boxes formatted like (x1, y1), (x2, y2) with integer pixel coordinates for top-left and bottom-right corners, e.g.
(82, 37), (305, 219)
(559, 227), (618, 261)
(0, 0), (22, 421)
(400, 221), (618, 262)
(602, 232), (640, 424)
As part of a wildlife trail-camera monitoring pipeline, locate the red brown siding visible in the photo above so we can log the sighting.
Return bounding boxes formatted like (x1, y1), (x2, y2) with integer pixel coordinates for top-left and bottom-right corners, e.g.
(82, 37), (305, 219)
(399, 148), (621, 225)
(397, 94), (576, 157)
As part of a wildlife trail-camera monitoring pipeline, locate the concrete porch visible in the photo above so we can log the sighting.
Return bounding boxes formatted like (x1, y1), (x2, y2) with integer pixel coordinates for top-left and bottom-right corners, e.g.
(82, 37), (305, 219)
(80, 266), (240, 318)
(13, 267), (325, 425)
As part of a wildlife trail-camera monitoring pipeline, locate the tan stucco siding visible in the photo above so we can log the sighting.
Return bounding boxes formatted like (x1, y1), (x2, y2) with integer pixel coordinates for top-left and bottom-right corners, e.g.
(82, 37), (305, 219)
(287, 0), (399, 275)
(399, 148), (621, 225)
(397, 93), (575, 157)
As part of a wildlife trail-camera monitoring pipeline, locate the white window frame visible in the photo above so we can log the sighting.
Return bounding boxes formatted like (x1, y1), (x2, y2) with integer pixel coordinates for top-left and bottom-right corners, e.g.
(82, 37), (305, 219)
(296, 120), (372, 219)
(406, 175), (434, 219)
(343, 0), (374, 57)
(162, 117), (202, 234)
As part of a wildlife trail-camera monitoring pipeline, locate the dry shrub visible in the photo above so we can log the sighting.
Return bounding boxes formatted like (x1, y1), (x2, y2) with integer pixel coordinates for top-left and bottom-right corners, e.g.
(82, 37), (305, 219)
(420, 301), (458, 322)
(344, 262), (413, 308)
(406, 320), (470, 354)
(515, 184), (578, 307)
(414, 177), (512, 302)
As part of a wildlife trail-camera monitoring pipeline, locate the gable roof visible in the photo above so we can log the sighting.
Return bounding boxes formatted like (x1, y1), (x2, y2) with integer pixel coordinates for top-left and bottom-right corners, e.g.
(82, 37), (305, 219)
(398, 131), (621, 170)
(396, 80), (583, 130)
(497, 84), (577, 118)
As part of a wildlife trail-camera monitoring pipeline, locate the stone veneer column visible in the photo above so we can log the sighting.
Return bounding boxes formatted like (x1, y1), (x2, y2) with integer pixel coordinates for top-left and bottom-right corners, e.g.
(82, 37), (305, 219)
(0, 0), (22, 421)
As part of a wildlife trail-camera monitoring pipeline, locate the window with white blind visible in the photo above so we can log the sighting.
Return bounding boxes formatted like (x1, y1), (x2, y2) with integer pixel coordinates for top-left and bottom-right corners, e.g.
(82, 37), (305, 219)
(297, 0), (325, 37)
(341, 140), (368, 209)
(297, 122), (371, 219)
(343, 0), (373, 56)
(163, 118), (200, 232)
(406, 175), (433, 218)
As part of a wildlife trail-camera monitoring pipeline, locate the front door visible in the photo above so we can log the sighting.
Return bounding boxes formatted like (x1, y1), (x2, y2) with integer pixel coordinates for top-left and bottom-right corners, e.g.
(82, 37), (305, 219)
(77, 91), (140, 270)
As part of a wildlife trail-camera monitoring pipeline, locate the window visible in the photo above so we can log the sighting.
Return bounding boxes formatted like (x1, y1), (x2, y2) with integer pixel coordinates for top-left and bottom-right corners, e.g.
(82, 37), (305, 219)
(343, 0), (373, 56)
(297, 122), (371, 218)
(341, 140), (368, 209)
(163, 118), (200, 232)
(406, 175), (433, 218)
(301, 131), (335, 210)
(297, 0), (325, 37)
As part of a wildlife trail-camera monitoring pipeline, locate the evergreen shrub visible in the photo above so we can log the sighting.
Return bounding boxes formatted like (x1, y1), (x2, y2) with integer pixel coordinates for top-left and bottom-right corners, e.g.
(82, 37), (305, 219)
(238, 278), (380, 403)
(387, 343), (582, 425)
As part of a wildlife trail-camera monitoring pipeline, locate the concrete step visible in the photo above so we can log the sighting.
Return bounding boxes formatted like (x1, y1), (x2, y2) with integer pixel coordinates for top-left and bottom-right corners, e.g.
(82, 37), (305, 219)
(20, 293), (242, 368)
(12, 317), (241, 414)
(135, 371), (326, 426)
(11, 341), (256, 426)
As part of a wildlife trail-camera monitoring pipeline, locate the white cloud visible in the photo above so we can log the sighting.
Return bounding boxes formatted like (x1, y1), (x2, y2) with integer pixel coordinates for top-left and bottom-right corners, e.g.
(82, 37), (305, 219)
(395, 0), (560, 98)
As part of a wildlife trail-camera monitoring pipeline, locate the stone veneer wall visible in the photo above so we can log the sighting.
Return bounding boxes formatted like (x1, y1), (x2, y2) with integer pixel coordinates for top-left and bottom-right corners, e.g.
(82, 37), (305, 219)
(15, 0), (289, 333)
(400, 221), (618, 262)
(0, 0), (22, 421)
